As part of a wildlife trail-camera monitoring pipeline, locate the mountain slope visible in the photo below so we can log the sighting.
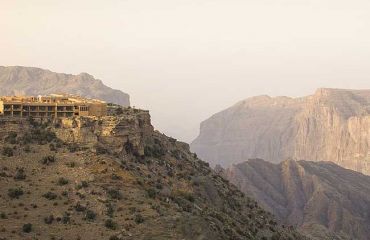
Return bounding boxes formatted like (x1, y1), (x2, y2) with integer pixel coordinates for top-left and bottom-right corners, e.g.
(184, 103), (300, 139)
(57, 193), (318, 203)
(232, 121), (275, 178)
(0, 110), (306, 240)
(222, 159), (370, 240)
(0, 66), (130, 106)
(191, 88), (370, 175)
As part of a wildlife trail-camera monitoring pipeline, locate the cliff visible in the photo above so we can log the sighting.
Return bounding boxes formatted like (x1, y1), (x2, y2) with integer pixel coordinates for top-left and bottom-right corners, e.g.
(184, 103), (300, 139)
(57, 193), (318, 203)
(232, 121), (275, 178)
(191, 88), (370, 175)
(0, 66), (130, 106)
(0, 110), (306, 240)
(223, 159), (370, 240)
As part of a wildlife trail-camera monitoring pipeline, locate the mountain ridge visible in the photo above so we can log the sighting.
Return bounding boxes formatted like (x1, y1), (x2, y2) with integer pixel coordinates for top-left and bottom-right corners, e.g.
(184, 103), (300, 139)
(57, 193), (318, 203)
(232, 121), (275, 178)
(221, 159), (370, 240)
(0, 66), (130, 106)
(191, 88), (370, 175)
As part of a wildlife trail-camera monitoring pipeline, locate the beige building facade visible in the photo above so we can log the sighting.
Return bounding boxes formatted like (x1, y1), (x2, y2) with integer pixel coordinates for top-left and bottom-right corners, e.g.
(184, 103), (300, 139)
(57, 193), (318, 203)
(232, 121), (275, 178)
(0, 94), (107, 118)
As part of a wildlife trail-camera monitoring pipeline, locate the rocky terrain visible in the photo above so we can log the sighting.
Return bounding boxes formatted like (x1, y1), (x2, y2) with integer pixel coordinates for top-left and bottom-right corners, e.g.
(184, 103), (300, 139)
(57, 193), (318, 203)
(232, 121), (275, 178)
(0, 109), (306, 240)
(191, 88), (370, 175)
(0, 66), (130, 106)
(219, 159), (370, 240)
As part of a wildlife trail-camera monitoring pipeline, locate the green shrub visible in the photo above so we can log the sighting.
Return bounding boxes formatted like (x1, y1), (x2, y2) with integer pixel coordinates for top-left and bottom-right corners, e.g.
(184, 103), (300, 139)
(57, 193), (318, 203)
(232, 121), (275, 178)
(41, 155), (56, 165)
(65, 162), (76, 168)
(74, 203), (86, 212)
(111, 173), (122, 180)
(42, 192), (57, 200)
(85, 210), (97, 221)
(62, 212), (70, 224)
(5, 132), (18, 144)
(2, 147), (14, 157)
(57, 177), (69, 186)
(8, 188), (24, 199)
(14, 168), (26, 180)
(22, 223), (32, 233)
(44, 215), (54, 224)
(107, 189), (122, 200)
(67, 143), (80, 153)
(96, 145), (108, 155)
(104, 219), (117, 230)
(106, 203), (114, 217)
(76, 181), (89, 189)
(146, 188), (157, 199)
(144, 144), (166, 158)
(134, 214), (144, 224)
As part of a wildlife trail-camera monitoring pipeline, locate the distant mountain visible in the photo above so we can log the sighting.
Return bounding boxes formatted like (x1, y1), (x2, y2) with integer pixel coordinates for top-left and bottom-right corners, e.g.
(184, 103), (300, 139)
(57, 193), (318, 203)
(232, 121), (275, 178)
(0, 66), (130, 106)
(191, 88), (370, 175)
(221, 159), (370, 240)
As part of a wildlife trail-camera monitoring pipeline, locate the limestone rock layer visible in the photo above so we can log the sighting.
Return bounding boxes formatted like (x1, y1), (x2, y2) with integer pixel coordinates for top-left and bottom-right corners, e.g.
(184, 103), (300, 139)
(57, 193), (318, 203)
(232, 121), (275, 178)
(191, 88), (370, 175)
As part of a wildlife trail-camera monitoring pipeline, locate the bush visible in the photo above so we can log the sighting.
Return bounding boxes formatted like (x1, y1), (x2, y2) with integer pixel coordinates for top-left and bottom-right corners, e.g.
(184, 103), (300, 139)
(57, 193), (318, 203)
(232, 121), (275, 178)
(57, 177), (69, 186)
(134, 214), (144, 224)
(74, 202), (87, 212)
(14, 168), (26, 180)
(62, 212), (70, 224)
(146, 188), (157, 199)
(0, 212), (8, 219)
(24, 145), (31, 153)
(96, 145), (108, 155)
(8, 188), (24, 199)
(104, 219), (117, 230)
(76, 181), (89, 189)
(109, 189), (122, 200)
(22, 223), (32, 233)
(5, 132), (18, 144)
(21, 128), (57, 145)
(144, 144), (166, 158)
(107, 189), (122, 200)
(106, 203), (114, 217)
(67, 143), (80, 153)
(2, 147), (14, 157)
(85, 210), (97, 221)
(41, 155), (56, 165)
(44, 215), (54, 224)
(42, 192), (57, 200)
(111, 173), (122, 180)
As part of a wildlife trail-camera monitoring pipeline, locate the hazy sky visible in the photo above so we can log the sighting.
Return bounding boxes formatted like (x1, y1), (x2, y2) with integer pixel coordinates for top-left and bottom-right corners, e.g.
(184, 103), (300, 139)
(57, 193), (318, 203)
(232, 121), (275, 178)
(1, 0), (370, 142)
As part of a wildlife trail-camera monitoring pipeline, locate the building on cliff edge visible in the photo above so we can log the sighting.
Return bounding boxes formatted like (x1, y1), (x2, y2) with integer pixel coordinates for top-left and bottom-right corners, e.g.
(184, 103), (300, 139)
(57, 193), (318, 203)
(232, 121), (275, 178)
(0, 94), (107, 118)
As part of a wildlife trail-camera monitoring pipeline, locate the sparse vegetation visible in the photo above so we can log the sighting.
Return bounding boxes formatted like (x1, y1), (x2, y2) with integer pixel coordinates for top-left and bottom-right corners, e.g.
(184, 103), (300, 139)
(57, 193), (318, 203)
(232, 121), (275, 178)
(57, 177), (69, 186)
(104, 219), (117, 230)
(44, 215), (54, 224)
(5, 132), (18, 144)
(76, 181), (89, 189)
(22, 223), (32, 233)
(14, 168), (26, 180)
(2, 147), (14, 157)
(42, 192), (57, 200)
(41, 155), (56, 165)
(85, 210), (97, 221)
(8, 188), (24, 199)
(134, 214), (144, 224)
(107, 189), (122, 200)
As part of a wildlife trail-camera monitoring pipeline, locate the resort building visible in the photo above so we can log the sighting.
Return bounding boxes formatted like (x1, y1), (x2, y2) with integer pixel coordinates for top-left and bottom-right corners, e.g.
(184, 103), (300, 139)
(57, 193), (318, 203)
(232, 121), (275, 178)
(0, 94), (107, 118)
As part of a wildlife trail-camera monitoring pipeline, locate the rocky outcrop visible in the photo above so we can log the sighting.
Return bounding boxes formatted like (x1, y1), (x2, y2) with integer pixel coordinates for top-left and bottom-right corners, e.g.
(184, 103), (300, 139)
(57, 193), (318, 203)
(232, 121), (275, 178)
(191, 88), (370, 175)
(55, 109), (153, 156)
(0, 66), (130, 106)
(223, 159), (370, 240)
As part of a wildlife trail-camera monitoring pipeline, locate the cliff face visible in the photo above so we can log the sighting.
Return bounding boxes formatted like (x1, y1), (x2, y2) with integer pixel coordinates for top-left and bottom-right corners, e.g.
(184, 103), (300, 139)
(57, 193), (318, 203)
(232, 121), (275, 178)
(191, 88), (370, 175)
(223, 159), (370, 240)
(0, 66), (130, 106)
(0, 111), (306, 240)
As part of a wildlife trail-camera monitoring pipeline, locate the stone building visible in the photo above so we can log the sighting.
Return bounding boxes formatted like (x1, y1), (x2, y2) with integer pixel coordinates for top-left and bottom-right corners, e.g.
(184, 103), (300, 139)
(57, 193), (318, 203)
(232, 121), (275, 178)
(0, 94), (107, 118)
